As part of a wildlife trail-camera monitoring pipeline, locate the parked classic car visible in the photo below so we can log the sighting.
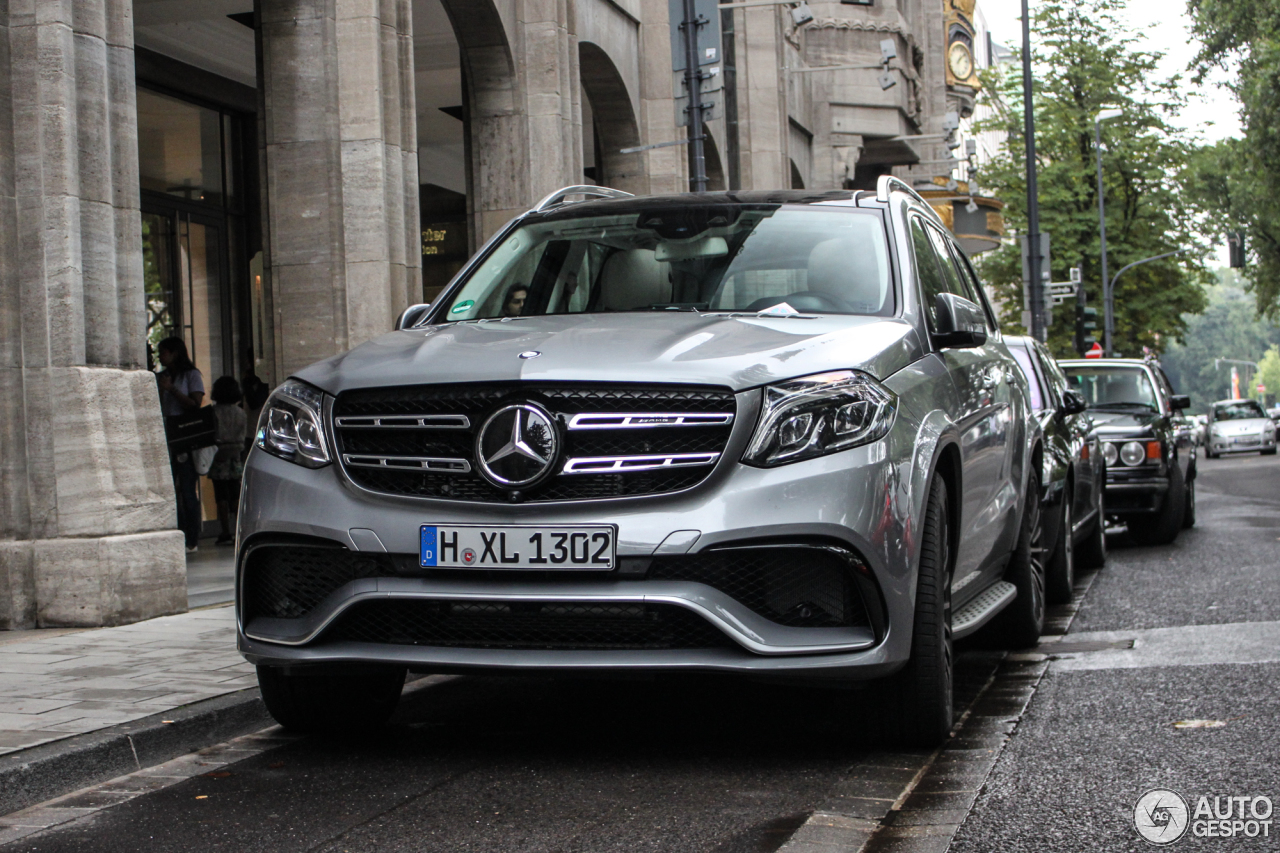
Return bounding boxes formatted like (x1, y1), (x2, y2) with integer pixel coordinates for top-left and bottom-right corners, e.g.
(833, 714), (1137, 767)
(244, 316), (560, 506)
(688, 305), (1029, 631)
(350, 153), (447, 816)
(238, 180), (1047, 745)
(1058, 358), (1196, 544)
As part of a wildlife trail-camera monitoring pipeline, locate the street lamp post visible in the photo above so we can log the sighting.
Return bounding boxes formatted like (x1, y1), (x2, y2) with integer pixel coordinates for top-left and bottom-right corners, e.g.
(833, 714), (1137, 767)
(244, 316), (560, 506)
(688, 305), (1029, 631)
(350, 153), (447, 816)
(1104, 249), (1188, 355)
(1094, 108), (1122, 356)
(1021, 0), (1045, 342)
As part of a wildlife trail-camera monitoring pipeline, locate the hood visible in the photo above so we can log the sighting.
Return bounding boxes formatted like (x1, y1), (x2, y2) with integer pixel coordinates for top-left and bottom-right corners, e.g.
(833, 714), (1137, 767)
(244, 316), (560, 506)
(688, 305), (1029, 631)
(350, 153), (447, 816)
(1088, 408), (1162, 435)
(293, 313), (924, 395)
(1210, 418), (1273, 435)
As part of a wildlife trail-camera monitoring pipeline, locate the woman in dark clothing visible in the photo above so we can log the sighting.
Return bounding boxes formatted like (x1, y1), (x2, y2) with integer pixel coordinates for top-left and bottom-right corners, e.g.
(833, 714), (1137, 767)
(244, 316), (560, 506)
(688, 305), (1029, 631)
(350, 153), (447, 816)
(209, 376), (247, 546)
(156, 337), (205, 552)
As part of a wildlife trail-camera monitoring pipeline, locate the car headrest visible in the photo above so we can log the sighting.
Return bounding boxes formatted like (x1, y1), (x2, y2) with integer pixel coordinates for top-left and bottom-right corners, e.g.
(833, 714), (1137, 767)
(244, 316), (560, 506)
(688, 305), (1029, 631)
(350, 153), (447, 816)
(600, 249), (672, 310)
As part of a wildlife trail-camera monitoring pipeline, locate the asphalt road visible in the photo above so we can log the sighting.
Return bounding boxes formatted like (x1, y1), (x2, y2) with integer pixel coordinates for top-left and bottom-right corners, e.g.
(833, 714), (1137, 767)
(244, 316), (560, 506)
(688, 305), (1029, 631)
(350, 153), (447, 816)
(951, 450), (1280, 851)
(6, 450), (1279, 852)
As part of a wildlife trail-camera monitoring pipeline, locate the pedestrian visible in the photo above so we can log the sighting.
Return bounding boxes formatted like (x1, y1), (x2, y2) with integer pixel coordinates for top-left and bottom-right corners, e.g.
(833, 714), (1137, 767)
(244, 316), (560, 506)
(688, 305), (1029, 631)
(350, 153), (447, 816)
(156, 337), (205, 552)
(240, 354), (270, 453)
(209, 376), (247, 546)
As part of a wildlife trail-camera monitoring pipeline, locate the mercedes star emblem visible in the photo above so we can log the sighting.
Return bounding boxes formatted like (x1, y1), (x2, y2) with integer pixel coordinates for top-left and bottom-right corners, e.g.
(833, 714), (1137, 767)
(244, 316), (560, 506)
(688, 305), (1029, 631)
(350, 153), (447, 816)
(476, 403), (559, 488)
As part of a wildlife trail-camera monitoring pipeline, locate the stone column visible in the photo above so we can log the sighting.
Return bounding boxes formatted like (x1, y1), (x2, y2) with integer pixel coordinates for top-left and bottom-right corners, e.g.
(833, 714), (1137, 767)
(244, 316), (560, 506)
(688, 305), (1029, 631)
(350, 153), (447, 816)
(732, 6), (789, 190)
(0, 0), (186, 629)
(257, 0), (422, 379)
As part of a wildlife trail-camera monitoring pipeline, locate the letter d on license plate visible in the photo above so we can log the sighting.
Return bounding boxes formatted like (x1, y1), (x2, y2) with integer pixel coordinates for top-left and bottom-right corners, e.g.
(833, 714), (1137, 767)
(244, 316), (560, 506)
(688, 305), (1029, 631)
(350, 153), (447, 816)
(420, 524), (616, 570)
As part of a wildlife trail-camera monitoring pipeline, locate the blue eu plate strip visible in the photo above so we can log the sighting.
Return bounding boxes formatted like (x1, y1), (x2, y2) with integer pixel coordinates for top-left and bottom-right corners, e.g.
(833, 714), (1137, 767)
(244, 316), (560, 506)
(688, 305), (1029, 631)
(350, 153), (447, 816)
(419, 525), (437, 567)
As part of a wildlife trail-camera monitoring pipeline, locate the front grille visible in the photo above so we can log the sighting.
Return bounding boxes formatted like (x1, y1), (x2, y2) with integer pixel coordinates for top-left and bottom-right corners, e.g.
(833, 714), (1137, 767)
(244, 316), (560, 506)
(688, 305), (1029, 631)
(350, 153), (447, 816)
(243, 545), (388, 620)
(323, 599), (734, 650)
(648, 547), (871, 628)
(332, 383), (737, 502)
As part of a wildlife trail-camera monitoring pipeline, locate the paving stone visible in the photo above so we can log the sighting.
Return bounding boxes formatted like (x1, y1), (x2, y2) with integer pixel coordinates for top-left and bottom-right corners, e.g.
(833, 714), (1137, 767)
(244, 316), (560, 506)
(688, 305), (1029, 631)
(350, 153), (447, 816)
(0, 806), (96, 828)
(882, 808), (971, 826)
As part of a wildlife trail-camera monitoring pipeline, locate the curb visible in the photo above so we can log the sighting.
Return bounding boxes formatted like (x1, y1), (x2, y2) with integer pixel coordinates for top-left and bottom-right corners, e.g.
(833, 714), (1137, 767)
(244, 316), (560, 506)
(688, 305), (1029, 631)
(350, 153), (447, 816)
(0, 688), (270, 816)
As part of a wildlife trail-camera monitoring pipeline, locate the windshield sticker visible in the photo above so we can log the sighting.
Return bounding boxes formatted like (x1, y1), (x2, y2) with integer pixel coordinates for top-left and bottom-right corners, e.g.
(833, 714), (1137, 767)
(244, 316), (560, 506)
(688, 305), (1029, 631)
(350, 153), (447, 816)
(451, 300), (475, 314)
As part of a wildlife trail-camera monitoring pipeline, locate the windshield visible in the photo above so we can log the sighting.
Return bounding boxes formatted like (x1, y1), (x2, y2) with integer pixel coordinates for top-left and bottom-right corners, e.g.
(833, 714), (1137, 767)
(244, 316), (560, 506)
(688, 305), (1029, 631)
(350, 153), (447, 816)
(1214, 400), (1266, 421)
(437, 206), (894, 321)
(1062, 366), (1159, 411)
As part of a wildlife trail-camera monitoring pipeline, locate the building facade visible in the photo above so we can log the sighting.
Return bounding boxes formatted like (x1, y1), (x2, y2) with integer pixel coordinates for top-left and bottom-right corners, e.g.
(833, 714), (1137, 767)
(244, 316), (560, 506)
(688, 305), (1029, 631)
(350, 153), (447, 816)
(0, 0), (1000, 629)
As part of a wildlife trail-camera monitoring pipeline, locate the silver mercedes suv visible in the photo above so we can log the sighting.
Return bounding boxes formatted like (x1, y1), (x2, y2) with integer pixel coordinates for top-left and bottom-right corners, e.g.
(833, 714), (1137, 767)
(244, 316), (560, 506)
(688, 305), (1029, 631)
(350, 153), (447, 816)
(238, 178), (1044, 745)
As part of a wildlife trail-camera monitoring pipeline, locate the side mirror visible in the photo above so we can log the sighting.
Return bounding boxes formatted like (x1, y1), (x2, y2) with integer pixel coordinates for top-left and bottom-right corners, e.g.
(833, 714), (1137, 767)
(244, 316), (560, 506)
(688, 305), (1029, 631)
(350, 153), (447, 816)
(1169, 394), (1191, 411)
(1061, 389), (1088, 416)
(932, 293), (988, 349)
(395, 303), (432, 330)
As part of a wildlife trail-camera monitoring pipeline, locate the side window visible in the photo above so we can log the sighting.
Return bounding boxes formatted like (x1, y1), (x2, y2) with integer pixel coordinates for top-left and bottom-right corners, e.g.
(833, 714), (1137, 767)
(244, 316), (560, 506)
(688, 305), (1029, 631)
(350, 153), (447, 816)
(1034, 342), (1066, 408)
(1008, 346), (1046, 410)
(950, 243), (999, 332)
(926, 226), (974, 304)
(910, 216), (950, 331)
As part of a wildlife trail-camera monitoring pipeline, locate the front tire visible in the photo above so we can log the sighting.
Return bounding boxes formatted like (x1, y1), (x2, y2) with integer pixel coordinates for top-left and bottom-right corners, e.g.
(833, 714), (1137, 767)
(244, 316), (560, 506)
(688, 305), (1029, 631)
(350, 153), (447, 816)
(891, 475), (954, 748)
(1045, 490), (1075, 605)
(992, 477), (1046, 649)
(257, 666), (406, 734)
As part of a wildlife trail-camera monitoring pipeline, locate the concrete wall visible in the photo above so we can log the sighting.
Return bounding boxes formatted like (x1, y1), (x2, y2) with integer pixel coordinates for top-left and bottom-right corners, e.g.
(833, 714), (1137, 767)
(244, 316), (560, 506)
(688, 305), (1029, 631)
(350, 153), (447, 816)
(0, 0), (186, 630)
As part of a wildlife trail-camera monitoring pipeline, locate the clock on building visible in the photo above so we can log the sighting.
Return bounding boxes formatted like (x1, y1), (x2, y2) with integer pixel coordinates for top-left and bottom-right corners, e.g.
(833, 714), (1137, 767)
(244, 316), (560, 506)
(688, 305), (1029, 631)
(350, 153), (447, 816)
(948, 41), (974, 81)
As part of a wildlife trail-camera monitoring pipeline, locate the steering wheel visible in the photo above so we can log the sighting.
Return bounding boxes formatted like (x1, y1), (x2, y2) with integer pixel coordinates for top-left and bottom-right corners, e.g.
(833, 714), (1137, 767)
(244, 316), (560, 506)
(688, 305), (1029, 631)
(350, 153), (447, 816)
(745, 291), (850, 313)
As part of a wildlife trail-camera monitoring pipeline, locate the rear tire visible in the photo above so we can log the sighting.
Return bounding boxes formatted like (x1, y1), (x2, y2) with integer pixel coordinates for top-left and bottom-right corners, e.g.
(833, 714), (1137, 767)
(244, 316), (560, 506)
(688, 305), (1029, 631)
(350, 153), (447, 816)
(991, 477), (1046, 649)
(1128, 465), (1186, 546)
(891, 476), (954, 748)
(257, 666), (406, 734)
(1045, 491), (1075, 605)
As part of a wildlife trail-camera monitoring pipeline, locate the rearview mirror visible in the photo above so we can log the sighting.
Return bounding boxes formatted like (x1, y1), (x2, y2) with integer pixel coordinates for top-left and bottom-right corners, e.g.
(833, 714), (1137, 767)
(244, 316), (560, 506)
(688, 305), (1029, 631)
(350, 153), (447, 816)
(932, 293), (988, 349)
(1061, 389), (1088, 416)
(395, 303), (432, 330)
(1169, 394), (1190, 411)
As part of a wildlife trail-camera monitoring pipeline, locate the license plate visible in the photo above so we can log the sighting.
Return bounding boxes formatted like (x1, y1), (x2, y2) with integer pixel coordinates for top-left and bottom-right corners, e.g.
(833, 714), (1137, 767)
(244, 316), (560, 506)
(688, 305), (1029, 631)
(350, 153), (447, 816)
(419, 524), (616, 570)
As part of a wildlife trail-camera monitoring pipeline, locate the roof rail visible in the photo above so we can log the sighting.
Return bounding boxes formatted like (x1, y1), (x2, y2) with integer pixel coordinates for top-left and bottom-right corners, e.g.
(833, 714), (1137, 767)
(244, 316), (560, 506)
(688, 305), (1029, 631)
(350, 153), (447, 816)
(875, 175), (946, 226)
(532, 185), (635, 213)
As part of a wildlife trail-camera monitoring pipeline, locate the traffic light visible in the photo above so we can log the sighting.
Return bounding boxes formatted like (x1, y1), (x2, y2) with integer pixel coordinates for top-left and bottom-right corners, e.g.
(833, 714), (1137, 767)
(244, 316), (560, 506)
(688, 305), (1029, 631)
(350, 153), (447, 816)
(1075, 303), (1099, 356)
(1228, 231), (1246, 269)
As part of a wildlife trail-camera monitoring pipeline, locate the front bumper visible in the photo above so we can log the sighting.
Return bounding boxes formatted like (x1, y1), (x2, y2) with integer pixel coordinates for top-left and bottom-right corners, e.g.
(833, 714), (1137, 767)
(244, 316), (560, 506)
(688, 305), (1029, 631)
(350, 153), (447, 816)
(236, 434), (915, 679)
(1104, 475), (1169, 515)
(1210, 432), (1275, 453)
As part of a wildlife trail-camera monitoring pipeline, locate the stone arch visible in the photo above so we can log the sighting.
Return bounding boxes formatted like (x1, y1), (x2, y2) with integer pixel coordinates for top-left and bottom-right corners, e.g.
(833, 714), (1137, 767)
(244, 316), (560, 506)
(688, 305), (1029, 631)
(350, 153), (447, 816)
(438, 0), (525, 244)
(578, 42), (644, 194)
(705, 132), (726, 191)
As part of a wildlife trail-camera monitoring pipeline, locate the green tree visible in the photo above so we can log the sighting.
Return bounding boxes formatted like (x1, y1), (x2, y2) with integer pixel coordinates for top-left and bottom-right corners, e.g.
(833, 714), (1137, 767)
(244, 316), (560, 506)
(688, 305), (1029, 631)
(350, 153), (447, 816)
(1160, 270), (1280, 410)
(1257, 345), (1280, 404)
(1186, 0), (1280, 319)
(973, 0), (1210, 358)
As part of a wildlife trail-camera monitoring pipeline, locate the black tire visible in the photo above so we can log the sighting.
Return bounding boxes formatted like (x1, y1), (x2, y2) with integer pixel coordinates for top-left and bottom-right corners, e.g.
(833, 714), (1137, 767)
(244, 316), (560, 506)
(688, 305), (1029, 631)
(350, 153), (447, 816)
(1182, 474), (1196, 529)
(1128, 465), (1186, 546)
(1263, 447), (1277, 456)
(992, 477), (1046, 649)
(891, 476), (954, 748)
(257, 666), (406, 734)
(1076, 503), (1107, 570)
(1045, 489), (1075, 605)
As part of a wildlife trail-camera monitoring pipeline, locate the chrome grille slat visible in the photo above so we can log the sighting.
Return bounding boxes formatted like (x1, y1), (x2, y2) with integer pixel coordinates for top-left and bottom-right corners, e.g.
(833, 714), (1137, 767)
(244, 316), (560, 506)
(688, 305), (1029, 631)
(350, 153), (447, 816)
(343, 454), (472, 473)
(335, 414), (470, 429)
(561, 453), (721, 474)
(567, 412), (734, 430)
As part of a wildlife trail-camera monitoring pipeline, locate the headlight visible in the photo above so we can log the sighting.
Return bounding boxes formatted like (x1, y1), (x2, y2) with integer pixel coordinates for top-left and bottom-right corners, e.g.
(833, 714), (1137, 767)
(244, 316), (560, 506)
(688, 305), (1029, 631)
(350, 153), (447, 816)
(1103, 442), (1118, 467)
(743, 370), (895, 467)
(1119, 440), (1146, 466)
(255, 379), (331, 468)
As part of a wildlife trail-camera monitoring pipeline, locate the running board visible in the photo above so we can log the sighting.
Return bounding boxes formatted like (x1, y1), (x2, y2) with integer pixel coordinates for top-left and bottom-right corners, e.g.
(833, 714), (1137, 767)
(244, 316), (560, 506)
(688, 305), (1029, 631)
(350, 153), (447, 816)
(952, 581), (1017, 640)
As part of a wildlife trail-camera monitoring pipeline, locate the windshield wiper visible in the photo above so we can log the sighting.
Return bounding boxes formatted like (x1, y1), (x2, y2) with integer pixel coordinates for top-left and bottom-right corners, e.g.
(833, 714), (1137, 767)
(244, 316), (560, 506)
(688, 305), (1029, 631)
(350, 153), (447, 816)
(1090, 402), (1157, 411)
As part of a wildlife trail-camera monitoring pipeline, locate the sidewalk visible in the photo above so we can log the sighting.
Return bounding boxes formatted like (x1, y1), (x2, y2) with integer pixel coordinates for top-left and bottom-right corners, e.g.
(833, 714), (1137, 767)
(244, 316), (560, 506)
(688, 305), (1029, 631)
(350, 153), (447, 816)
(0, 606), (255, 756)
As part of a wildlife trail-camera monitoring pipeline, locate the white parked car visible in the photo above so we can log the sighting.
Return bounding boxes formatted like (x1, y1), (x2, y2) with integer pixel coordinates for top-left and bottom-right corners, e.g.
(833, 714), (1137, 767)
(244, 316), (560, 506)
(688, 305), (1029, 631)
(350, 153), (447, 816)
(1206, 399), (1277, 458)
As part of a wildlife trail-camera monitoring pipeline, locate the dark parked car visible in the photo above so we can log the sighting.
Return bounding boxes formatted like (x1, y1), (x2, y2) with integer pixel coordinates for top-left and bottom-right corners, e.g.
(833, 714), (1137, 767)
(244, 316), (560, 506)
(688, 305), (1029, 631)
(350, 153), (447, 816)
(238, 179), (1047, 745)
(1058, 358), (1196, 545)
(1006, 338), (1106, 602)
